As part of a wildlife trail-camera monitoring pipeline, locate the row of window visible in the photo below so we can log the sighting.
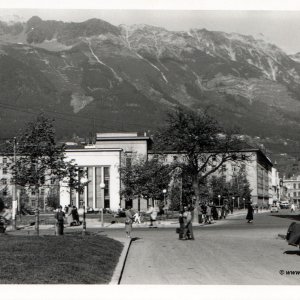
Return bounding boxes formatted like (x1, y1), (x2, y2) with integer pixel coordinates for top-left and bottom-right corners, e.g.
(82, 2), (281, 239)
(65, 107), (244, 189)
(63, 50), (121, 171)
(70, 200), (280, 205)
(289, 192), (300, 197)
(0, 177), (57, 185)
(0, 188), (47, 197)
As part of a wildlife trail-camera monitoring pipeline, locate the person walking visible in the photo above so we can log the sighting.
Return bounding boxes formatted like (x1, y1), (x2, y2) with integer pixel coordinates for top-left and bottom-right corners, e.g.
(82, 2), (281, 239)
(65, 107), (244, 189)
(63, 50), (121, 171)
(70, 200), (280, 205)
(72, 205), (80, 225)
(178, 207), (185, 239)
(147, 204), (158, 228)
(201, 203), (207, 223)
(125, 206), (134, 238)
(67, 204), (73, 226)
(206, 204), (212, 224)
(246, 203), (254, 223)
(212, 204), (218, 220)
(55, 205), (65, 235)
(182, 206), (194, 240)
(133, 211), (141, 224)
(221, 204), (226, 219)
(291, 203), (296, 213)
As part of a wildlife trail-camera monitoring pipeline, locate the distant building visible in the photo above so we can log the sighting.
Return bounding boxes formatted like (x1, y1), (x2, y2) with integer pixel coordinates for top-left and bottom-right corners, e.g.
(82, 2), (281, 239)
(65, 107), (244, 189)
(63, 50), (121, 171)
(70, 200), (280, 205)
(282, 176), (300, 206)
(148, 148), (273, 207)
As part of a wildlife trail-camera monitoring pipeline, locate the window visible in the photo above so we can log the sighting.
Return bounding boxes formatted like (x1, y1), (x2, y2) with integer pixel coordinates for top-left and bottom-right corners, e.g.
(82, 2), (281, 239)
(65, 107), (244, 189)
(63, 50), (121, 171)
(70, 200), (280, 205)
(2, 157), (7, 164)
(31, 190), (36, 196)
(50, 177), (55, 185)
(241, 154), (246, 160)
(40, 189), (45, 196)
(298, 183), (300, 189)
(2, 168), (7, 175)
(294, 183), (296, 189)
(1, 179), (7, 185)
(294, 192), (297, 197)
(221, 165), (227, 172)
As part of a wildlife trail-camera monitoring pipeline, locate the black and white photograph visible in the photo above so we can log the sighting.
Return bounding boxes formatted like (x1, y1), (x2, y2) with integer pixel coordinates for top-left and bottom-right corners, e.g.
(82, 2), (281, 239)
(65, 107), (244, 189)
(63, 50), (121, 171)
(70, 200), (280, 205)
(1, 0), (300, 299)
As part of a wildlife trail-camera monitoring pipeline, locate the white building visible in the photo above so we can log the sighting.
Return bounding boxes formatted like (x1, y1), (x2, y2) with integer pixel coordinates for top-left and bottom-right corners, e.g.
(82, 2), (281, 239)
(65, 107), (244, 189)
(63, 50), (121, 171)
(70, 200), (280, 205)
(59, 132), (150, 211)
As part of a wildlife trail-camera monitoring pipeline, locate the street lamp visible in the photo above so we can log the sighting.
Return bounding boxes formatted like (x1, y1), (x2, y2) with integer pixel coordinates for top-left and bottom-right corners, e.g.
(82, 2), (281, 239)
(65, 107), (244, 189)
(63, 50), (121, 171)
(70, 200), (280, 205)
(100, 182), (105, 227)
(243, 198), (245, 210)
(218, 195), (221, 206)
(162, 189), (167, 206)
(163, 189), (167, 219)
(232, 196), (235, 210)
(80, 177), (89, 235)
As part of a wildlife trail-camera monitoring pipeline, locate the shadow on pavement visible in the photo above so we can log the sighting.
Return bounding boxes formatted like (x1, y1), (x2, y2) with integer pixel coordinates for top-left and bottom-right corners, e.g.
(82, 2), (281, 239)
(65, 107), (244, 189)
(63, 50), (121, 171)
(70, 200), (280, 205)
(283, 250), (300, 255)
(131, 237), (142, 242)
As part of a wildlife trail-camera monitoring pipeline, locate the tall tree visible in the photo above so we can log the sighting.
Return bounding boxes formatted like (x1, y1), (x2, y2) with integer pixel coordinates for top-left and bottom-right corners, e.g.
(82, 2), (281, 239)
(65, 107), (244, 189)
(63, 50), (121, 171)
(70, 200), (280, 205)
(154, 108), (251, 218)
(120, 154), (172, 207)
(7, 114), (85, 234)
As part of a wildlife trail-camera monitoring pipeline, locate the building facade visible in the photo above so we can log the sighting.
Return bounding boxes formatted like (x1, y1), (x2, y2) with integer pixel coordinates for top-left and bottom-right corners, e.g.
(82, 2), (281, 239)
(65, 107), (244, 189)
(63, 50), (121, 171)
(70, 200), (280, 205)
(0, 132), (277, 211)
(282, 176), (300, 206)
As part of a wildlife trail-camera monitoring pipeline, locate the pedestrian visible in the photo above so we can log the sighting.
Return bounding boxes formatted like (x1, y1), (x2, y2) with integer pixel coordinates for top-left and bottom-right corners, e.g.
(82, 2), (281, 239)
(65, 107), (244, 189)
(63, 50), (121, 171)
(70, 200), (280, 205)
(221, 204), (226, 219)
(67, 204), (73, 226)
(178, 207), (185, 239)
(206, 204), (212, 224)
(55, 205), (65, 235)
(182, 206), (194, 240)
(72, 205), (80, 225)
(291, 203), (295, 213)
(246, 203), (254, 223)
(201, 203), (207, 223)
(125, 206), (134, 238)
(133, 211), (141, 224)
(147, 204), (158, 228)
(212, 204), (218, 220)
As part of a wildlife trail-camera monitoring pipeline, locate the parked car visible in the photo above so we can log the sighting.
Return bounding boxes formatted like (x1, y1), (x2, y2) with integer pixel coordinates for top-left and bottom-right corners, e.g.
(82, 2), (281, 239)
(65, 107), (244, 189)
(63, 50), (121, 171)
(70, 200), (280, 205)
(270, 204), (279, 213)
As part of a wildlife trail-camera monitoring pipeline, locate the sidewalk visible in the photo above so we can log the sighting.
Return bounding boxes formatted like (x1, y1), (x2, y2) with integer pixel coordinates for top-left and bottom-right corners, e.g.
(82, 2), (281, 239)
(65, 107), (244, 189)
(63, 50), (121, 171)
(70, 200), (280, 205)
(6, 209), (251, 233)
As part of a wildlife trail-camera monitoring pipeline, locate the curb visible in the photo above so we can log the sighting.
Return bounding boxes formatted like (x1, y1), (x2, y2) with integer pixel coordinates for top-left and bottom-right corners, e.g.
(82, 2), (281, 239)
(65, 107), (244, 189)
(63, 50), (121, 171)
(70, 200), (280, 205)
(109, 237), (132, 285)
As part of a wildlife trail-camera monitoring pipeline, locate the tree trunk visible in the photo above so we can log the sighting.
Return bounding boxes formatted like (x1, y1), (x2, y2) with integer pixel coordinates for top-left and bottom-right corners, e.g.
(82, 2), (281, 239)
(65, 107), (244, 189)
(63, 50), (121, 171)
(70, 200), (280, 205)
(35, 187), (39, 236)
(192, 177), (201, 224)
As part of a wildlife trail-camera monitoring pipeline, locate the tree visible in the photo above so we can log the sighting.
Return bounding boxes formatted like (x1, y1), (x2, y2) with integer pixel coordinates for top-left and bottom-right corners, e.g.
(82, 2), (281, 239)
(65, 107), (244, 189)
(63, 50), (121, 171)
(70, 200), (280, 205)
(7, 114), (86, 234)
(120, 154), (172, 208)
(154, 108), (251, 218)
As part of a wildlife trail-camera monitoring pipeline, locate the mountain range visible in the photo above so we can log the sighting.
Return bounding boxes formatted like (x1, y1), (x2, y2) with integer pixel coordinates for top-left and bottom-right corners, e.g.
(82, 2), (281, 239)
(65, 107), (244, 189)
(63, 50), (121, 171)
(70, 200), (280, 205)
(1, 16), (300, 175)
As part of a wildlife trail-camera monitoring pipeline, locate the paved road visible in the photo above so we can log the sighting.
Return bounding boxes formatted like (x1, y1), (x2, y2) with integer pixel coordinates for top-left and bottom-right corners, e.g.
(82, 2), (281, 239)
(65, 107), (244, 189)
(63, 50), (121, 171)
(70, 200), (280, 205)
(104, 211), (300, 285)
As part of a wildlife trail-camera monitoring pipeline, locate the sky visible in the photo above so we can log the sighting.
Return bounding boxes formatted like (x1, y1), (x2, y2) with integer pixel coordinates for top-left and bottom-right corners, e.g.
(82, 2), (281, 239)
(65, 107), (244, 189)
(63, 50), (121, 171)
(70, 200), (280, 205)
(1, 1), (300, 53)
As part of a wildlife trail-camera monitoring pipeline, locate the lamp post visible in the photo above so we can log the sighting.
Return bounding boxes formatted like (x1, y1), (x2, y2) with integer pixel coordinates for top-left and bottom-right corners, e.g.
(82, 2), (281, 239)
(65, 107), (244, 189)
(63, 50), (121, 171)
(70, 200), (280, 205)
(100, 182), (105, 227)
(232, 196), (235, 210)
(243, 198), (245, 210)
(163, 189), (167, 219)
(162, 189), (167, 206)
(80, 177), (89, 235)
(218, 195), (221, 206)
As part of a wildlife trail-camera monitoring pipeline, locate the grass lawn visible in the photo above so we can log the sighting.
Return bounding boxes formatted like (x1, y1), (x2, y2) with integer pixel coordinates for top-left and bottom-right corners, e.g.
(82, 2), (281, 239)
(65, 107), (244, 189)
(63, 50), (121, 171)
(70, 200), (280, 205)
(0, 233), (123, 284)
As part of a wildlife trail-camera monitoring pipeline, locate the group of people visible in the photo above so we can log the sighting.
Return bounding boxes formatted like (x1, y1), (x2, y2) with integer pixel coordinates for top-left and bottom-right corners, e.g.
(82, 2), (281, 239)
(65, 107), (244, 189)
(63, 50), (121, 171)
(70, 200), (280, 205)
(124, 204), (160, 238)
(64, 204), (80, 226)
(55, 204), (81, 235)
(178, 205), (194, 240)
(197, 202), (232, 224)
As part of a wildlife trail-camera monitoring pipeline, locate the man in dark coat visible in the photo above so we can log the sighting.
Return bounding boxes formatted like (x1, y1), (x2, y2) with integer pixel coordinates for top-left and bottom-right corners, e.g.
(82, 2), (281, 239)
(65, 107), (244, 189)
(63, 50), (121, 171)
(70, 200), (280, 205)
(55, 206), (65, 235)
(246, 203), (254, 223)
